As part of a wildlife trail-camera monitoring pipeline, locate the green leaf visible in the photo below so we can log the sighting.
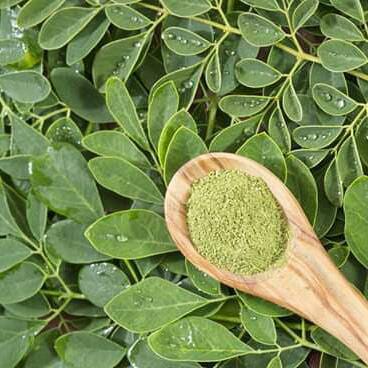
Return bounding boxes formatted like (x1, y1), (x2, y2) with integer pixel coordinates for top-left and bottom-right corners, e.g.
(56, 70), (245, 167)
(237, 292), (291, 317)
(66, 11), (110, 65)
(105, 277), (209, 332)
(285, 155), (318, 225)
(320, 14), (364, 41)
(93, 34), (148, 90)
(164, 126), (207, 183)
(17, 0), (65, 28)
(105, 4), (151, 30)
(158, 109), (197, 165)
(209, 117), (260, 152)
(0, 238), (32, 272)
(162, 27), (211, 56)
(310, 63), (347, 94)
(38, 7), (99, 50)
(55, 331), (126, 368)
(160, 0), (212, 17)
(344, 176), (368, 269)
(50, 67), (112, 123)
(0, 262), (45, 304)
(0, 0), (23, 8)
(206, 51), (221, 93)
(330, 0), (365, 22)
(128, 339), (201, 368)
(282, 82), (302, 122)
(311, 328), (357, 360)
(11, 115), (49, 155)
(185, 260), (221, 296)
(0, 179), (23, 237)
(85, 210), (176, 259)
(337, 135), (363, 187)
(148, 316), (252, 361)
(238, 13), (285, 47)
(314, 174), (337, 238)
(267, 356), (282, 368)
(293, 126), (343, 149)
(268, 106), (291, 153)
(240, 0), (279, 11)
(324, 158), (344, 207)
(0, 155), (30, 179)
(219, 95), (270, 118)
(237, 132), (286, 181)
(318, 40), (367, 72)
(312, 83), (357, 116)
(236, 58), (281, 88)
(106, 77), (149, 149)
(0, 71), (50, 103)
(0, 318), (45, 368)
(78, 262), (130, 307)
(3, 293), (50, 319)
(82, 131), (151, 169)
(46, 219), (109, 264)
(292, 0), (318, 30)
(26, 193), (46, 241)
(355, 117), (368, 166)
(240, 305), (277, 345)
(148, 80), (179, 149)
(329, 246), (349, 268)
(89, 157), (163, 204)
(30, 144), (104, 224)
(0, 39), (26, 65)
(45, 117), (83, 148)
(292, 149), (329, 168)
(152, 62), (204, 109)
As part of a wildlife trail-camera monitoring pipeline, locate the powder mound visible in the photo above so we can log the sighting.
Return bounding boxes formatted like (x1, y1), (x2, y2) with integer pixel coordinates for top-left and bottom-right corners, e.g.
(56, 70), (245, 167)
(186, 169), (289, 276)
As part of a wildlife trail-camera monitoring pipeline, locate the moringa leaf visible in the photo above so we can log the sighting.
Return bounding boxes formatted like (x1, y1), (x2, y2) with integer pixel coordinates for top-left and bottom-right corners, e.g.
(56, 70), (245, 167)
(148, 316), (253, 361)
(237, 132), (286, 181)
(55, 331), (126, 368)
(88, 156), (164, 204)
(85, 210), (176, 259)
(31, 144), (104, 224)
(105, 277), (210, 332)
(238, 13), (285, 47)
(38, 7), (99, 50)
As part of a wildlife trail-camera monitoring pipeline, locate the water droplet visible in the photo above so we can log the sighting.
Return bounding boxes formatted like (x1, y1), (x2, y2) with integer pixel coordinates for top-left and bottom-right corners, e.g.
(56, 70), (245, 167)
(147, 297), (153, 302)
(323, 93), (332, 101)
(335, 99), (345, 109)
(309, 133), (318, 140)
(131, 16), (138, 23)
(166, 33), (174, 39)
(184, 80), (194, 89)
(106, 233), (115, 240)
(133, 41), (142, 48)
(250, 316), (257, 321)
(28, 161), (33, 175)
(181, 39), (188, 44)
(329, 51), (337, 57)
(176, 36), (182, 41)
(116, 234), (128, 242)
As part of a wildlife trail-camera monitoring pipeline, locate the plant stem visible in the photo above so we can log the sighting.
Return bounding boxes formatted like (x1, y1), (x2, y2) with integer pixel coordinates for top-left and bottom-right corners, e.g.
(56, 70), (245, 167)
(137, 3), (368, 82)
(123, 260), (140, 283)
(206, 95), (218, 140)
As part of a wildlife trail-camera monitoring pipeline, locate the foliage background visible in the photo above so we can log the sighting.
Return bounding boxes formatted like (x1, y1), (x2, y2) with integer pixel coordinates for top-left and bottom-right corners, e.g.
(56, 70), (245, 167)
(0, 0), (368, 367)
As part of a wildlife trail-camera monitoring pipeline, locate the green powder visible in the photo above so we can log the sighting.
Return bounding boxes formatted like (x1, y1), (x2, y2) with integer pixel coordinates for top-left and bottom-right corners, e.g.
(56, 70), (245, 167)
(186, 170), (289, 276)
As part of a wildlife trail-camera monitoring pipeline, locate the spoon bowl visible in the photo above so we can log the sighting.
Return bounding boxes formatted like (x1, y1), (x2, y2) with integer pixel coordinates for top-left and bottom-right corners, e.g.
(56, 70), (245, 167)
(165, 152), (368, 364)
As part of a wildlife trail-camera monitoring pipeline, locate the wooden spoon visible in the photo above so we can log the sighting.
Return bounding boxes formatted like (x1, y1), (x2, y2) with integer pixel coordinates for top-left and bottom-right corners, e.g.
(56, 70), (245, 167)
(165, 152), (368, 364)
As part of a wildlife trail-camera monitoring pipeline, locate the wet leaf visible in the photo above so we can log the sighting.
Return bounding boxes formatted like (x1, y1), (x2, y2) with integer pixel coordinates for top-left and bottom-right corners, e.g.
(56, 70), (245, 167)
(105, 277), (209, 332)
(85, 210), (176, 259)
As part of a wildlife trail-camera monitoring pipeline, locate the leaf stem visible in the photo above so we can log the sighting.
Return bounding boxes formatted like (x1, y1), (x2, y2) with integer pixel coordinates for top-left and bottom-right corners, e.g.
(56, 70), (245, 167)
(123, 259), (140, 283)
(206, 95), (218, 140)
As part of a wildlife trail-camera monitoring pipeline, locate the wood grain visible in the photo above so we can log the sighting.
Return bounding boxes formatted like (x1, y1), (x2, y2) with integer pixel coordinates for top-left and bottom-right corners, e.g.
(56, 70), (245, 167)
(165, 152), (368, 364)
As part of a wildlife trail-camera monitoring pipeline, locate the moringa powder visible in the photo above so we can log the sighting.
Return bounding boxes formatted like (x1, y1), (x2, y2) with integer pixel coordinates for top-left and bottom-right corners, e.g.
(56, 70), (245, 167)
(186, 170), (289, 275)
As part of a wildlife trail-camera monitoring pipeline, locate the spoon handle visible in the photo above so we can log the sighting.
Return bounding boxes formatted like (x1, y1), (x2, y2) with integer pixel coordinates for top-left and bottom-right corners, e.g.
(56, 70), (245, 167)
(250, 234), (368, 364)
